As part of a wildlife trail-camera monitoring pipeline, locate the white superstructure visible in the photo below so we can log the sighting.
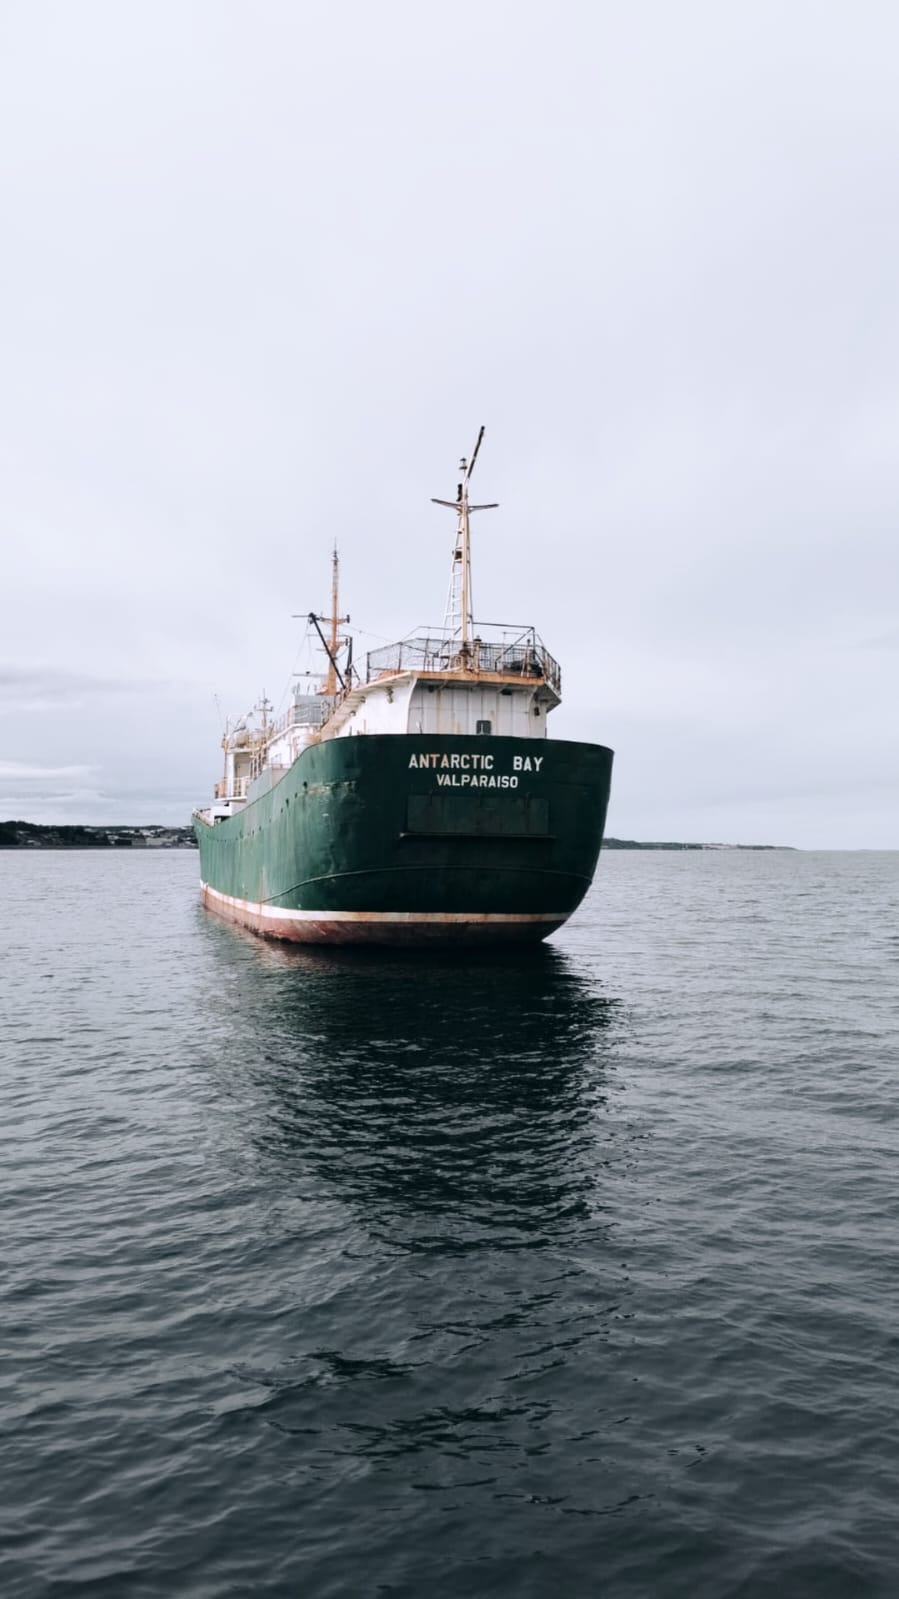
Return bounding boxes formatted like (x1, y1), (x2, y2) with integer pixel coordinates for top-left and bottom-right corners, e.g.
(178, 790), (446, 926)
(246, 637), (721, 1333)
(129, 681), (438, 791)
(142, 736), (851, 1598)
(198, 429), (561, 825)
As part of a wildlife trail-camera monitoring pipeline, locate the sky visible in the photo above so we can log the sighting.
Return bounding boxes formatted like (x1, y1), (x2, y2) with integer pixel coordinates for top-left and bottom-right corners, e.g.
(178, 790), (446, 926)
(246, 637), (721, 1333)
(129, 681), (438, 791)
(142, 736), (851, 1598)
(1, 0), (897, 846)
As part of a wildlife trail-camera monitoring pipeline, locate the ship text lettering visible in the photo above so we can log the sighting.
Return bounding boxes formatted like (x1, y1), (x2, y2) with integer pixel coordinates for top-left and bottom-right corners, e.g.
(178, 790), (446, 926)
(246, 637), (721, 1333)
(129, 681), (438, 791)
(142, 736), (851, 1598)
(408, 753), (495, 771)
(435, 773), (519, 789)
(407, 752), (544, 774)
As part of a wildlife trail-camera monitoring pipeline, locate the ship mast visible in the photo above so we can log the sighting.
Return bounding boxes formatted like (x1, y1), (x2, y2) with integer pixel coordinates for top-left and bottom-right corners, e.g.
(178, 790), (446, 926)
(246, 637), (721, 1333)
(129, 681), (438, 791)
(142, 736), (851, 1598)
(432, 426), (498, 657)
(304, 543), (350, 696)
(325, 543), (340, 696)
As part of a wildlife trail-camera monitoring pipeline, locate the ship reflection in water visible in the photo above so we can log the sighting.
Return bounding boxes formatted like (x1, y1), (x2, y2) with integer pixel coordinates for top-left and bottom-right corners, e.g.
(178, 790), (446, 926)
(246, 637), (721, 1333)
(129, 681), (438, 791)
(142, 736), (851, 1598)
(198, 916), (622, 1247)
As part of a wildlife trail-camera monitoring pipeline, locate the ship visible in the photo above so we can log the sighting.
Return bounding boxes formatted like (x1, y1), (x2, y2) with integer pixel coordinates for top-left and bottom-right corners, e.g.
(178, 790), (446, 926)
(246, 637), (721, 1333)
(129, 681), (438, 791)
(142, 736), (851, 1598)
(193, 430), (614, 945)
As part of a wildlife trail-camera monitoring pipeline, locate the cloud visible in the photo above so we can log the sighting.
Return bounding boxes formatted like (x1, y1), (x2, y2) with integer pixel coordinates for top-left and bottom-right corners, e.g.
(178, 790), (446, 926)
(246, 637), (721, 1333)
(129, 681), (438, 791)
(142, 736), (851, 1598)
(0, 761), (96, 781)
(1, 3), (898, 845)
(857, 628), (899, 651)
(0, 665), (181, 712)
(0, 760), (105, 820)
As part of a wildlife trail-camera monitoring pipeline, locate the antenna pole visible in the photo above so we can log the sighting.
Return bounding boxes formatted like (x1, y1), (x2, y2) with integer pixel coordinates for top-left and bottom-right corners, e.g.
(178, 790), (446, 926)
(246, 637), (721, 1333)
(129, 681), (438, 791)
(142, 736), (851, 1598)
(431, 426), (498, 656)
(301, 545), (351, 696)
(326, 544), (340, 696)
(460, 473), (472, 654)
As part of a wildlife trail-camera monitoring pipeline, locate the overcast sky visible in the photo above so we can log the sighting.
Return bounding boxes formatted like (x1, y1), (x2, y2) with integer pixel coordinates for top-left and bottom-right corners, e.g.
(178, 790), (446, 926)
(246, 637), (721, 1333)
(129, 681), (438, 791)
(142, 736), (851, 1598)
(1, 0), (897, 846)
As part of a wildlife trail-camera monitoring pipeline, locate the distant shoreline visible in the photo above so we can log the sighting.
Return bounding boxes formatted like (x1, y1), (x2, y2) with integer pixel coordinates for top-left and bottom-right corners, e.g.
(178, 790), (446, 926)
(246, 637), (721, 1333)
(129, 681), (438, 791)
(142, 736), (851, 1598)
(601, 838), (789, 851)
(0, 821), (790, 851)
(0, 822), (198, 849)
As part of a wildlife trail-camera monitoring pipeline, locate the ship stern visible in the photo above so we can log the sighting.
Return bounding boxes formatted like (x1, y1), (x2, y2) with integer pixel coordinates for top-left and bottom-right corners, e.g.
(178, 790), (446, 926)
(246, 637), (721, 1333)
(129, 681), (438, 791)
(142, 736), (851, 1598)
(196, 734), (613, 946)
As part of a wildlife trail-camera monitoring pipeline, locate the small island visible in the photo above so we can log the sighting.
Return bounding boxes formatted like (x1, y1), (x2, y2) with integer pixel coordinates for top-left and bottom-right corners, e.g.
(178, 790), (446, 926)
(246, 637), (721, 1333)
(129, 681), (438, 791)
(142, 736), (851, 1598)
(0, 821), (198, 849)
(0, 821), (786, 851)
(601, 838), (786, 851)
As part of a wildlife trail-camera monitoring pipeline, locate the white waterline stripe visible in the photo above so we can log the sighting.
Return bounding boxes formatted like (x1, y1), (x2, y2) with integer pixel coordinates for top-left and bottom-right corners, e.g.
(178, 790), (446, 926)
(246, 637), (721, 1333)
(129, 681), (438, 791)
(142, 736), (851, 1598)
(201, 884), (562, 925)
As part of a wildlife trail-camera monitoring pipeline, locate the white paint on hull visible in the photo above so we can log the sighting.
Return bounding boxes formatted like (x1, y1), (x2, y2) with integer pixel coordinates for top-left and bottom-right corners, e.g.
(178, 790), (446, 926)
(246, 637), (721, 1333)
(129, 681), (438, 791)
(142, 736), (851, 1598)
(201, 881), (562, 927)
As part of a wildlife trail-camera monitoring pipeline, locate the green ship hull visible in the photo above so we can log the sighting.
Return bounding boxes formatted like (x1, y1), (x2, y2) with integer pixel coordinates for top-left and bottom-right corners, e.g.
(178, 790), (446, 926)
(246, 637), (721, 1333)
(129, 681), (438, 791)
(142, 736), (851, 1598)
(194, 733), (613, 945)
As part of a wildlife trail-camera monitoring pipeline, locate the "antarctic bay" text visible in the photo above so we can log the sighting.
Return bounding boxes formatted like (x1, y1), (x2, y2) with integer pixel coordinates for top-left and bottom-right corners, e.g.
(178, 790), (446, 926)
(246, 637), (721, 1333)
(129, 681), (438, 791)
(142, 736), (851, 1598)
(407, 751), (544, 789)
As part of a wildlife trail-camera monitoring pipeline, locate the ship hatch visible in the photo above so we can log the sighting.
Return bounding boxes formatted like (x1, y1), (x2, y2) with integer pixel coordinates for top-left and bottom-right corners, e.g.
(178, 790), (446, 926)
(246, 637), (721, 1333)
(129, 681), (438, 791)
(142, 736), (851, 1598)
(403, 793), (551, 839)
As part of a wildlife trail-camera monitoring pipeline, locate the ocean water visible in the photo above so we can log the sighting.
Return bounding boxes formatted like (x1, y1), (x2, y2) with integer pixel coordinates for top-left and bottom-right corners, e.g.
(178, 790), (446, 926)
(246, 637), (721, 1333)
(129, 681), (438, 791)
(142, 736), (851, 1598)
(2, 847), (899, 1598)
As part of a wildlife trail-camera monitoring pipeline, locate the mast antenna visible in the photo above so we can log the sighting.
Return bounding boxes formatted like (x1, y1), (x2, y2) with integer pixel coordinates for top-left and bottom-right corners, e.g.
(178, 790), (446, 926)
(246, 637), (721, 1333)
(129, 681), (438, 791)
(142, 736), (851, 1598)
(298, 543), (351, 695)
(431, 426), (498, 657)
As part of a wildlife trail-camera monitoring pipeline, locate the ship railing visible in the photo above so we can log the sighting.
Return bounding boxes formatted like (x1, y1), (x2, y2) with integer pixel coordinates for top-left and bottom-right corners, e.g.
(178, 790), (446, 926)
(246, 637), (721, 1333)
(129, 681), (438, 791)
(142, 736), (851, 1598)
(265, 698), (334, 741)
(364, 631), (561, 696)
(214, 776), (249, 801)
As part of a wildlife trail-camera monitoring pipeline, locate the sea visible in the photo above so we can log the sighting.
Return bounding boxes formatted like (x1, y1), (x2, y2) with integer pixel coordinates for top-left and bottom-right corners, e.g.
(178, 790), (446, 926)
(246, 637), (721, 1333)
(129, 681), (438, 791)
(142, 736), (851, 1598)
(3, 847), (899, 1598)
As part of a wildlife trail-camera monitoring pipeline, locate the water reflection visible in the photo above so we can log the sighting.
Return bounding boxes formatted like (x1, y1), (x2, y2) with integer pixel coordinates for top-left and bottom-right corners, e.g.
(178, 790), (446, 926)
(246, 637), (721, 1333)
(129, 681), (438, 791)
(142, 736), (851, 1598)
(200, 920), (621, 1246)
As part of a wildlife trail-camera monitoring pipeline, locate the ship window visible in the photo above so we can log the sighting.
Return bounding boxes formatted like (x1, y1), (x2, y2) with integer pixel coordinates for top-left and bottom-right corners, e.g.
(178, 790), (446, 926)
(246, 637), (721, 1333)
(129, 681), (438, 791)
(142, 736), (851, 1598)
(476, 719), (492, 735)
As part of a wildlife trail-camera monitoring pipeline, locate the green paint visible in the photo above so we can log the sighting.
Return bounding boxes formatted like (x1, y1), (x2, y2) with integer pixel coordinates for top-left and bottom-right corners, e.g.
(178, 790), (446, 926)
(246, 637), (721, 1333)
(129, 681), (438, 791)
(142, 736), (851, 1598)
(195, 734), (613, 934)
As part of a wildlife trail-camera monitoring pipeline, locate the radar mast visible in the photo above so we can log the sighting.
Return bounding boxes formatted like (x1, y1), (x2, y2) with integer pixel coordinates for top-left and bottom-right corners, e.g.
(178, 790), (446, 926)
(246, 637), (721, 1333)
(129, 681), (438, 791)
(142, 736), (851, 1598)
(432, 426), (498, 659)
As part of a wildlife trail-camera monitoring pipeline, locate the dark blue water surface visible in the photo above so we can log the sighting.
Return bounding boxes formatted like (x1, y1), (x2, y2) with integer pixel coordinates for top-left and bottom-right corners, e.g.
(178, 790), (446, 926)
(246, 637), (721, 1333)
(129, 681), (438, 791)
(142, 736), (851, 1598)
(3, 848), (899, 1597)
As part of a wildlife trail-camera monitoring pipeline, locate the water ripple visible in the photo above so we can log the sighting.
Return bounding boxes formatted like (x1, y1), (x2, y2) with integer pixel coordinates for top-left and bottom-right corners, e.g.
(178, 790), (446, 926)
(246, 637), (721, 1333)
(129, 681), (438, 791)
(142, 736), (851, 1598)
(2, 849), (899, 1596)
